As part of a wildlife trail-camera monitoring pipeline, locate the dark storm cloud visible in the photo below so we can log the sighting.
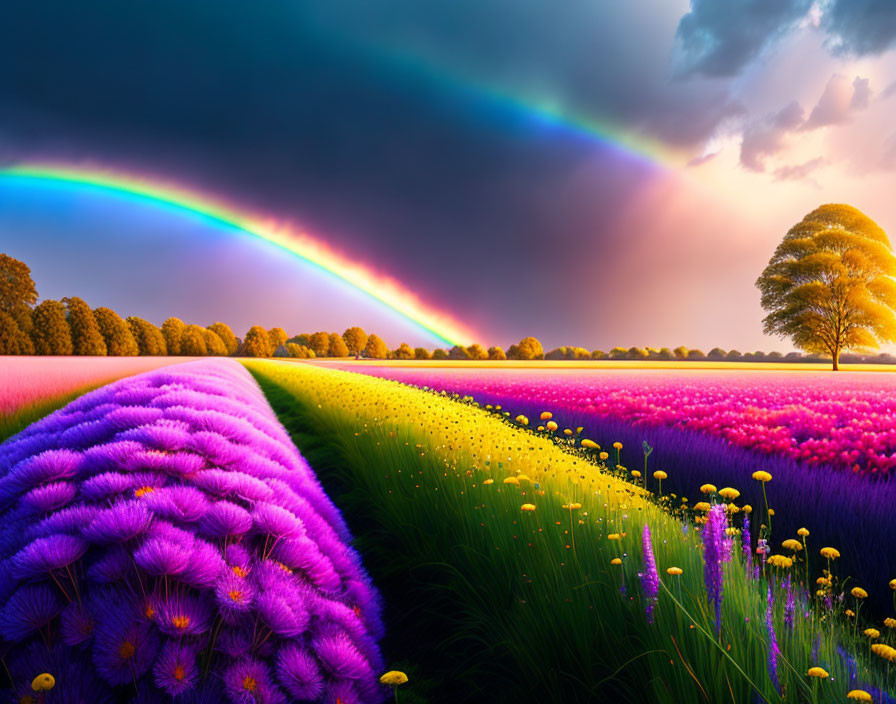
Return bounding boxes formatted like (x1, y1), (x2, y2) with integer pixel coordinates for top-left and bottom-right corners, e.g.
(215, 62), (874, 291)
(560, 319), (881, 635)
(823, 0), (896, 56)
(674, 0), (813, 78)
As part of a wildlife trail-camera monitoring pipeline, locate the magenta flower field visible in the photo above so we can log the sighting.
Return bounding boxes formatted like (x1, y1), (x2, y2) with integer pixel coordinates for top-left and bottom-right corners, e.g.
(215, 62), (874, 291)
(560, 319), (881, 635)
(342, 367), (896, 475)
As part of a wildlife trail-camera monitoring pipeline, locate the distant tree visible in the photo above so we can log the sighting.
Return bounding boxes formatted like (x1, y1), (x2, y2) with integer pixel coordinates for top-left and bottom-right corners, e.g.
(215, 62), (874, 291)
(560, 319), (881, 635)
(243, 326), (274, 357)
(285, 343), (303, 358)
(725, 349), (742, 360)
(751, 351), (767, 360)
(364, 334), (388, 359)
(127, 317), (168, 355)
(309, 331), (330, 357)
(516, 337), (544, 360)
(785, 351), (803, 361)
(393, 342), (414, 359)
(414, 347), (431, 360)
(268, 328), (288, 351)
(767, 351), (784, 360)
(288, 333), (310, 347)
(687, 349), (706, 360)
(342, 327), (368, 356)
(506, 344), (520, 359)
(64, 297), (106, 356)
(328, 333), (349, 358)
(487, 346), (506, 360)
(449, 345), (471, 360)
(0, 253), (38, 314)
(756, 204), (896, 371)
(180, 325), (209, 356)
(9, 307), (35, 354)
(628, 346), (649, 360)
(673, 346), (689, 360)
(591, 349), (606, 360)
(571, 347), (591, 359)
(273, 344), (290, 358)
(31, 300), (73, 355)
(162, 318), (186, 356)
(657, 347), (674, 360)
(0, 311), (31, 354)
(707, 347), (727, 360)
(546, 347), (567, 360)
(466, 343), (488, 360)
(93, 307), (139, 356)
(202, 328), (228, 356)
(208, 322), (238, 355)
(608, 347), (629, 360)
(432, 348), (448, 360)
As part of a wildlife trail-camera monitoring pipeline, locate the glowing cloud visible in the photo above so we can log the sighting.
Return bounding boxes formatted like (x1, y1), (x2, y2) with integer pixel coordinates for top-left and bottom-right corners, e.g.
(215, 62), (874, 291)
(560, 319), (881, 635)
(0, 163), (478, 346)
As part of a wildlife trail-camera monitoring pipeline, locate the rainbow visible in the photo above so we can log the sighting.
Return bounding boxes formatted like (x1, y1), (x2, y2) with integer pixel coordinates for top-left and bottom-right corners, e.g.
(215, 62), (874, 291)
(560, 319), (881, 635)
(0, 163), (477, 347)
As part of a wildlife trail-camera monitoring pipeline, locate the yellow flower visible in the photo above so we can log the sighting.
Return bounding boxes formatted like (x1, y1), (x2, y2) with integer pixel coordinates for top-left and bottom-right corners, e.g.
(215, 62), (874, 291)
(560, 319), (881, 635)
(847, 690), (872, 702)
(540, 411), (553, 420)
(503, 476), (520, 485)
(666, 566), (682, 575)
(797, 527), (810, 537)
(379, 671), (409, 687)
(851, 587), (868, 599)
(872, 644), (896, 662)
(781, 539), (802, 552)
(31, 674), (55, 692)
(576, 427), (584, 434)
(885, 618), (896, 629)
(521, 503), (536, 512)
(483, 479), (494, 485)
(653, 471), (667, 480)
(515, 415), (529, 426)
(599, 452), (609, 460)
(864, 628), (880, 639)
(611, 557), (622, 565)
(767, 555), (793, 569)
(563, 428), (573, 436)
(699, 484), (717, 494)
(815, 590), (826, 598)
(725, 504), (740, 514)
(846, 609), (855, 617)
(631, 470), (641, 478)
(607, 533), (621, 541)
(693, 501), (711, 512)
(537, 425), (545, 432)
(752, 470), (772, 482)
(820, 547), (840, 560)
(581, 439), (599, 449)
(742, 504), (752, 513)
(816, 576), (831, 586)
(890, 578), (896, 590)
(768, 509), (775, 516)
(546, 421), (558, 432)
(718, 487), (740, 500)
(562, 502), (582, 510)
(807, 666), (828, 678)
(613, 442), (623, 450)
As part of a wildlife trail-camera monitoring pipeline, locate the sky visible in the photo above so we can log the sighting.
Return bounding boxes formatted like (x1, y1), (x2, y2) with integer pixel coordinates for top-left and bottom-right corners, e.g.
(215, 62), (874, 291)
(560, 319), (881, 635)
(1, 1), (896, 351)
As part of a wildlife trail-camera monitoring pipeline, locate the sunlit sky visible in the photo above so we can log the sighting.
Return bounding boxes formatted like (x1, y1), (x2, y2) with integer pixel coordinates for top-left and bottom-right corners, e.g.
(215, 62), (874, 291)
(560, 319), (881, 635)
(1, 1), (895, 351)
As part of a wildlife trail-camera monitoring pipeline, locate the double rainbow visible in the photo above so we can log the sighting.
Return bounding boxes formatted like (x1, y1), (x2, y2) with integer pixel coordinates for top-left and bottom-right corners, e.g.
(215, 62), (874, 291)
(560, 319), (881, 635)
(0, 164), (477, 347)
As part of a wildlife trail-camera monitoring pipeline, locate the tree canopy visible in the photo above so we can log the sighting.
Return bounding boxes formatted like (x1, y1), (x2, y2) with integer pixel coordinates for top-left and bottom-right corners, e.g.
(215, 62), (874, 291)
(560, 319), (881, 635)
(756, 204), (896, 370)
(94, 307), (139, 356)
(64, 297), (106, 356)
(0, 253), (38, 314)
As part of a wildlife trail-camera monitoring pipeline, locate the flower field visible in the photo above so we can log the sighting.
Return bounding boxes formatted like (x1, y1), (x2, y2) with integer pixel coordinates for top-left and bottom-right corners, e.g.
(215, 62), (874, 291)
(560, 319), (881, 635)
(0, 359), (385, 702)
(247, 360), (896, 703)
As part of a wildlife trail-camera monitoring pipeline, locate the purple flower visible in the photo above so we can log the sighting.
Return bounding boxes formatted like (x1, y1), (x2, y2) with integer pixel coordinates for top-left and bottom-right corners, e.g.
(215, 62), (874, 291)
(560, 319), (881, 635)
(0, 584), (64, 641)
(276, 644), (324, 700)
(10, 533), (88, 580)
(742, 512), (752, 574)
(82, 501), (153, 544)
(153, 640), (199, 696)
(134, 536), (192, 577)
(766, 584), (781, 695)
(253, 502), (303, 539)
(21, 481), (77, 513)
(201, 500), (253, 538)
(91, 594), (160, 686)
(639, 523), (659, 624)
(703, 504), (726, 634)
(223, 658), (286, 704)
(60, 600), (95, 646)
(141, 485), (211, 523)
(784, 575), (795, 630)
(314, 627), (375, 683)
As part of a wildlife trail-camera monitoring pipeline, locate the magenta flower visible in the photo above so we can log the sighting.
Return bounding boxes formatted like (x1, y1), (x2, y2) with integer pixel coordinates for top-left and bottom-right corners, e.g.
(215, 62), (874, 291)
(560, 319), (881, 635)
(639, 523), (659, 624)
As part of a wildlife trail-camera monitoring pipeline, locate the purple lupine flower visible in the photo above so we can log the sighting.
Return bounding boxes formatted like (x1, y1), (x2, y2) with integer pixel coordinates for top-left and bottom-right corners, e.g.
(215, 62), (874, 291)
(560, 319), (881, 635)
(784, 575), (795, 630)
(0, 360), (385, 702)
(639, 523), (659, 623)
(703, 504), (726, 634)
(766, 583), (781, 695)
(742, 512), (752, 573)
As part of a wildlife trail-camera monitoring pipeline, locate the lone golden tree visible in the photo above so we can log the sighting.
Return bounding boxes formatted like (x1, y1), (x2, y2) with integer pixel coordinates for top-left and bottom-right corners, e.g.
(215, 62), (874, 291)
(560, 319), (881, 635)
(756, 204), (896, 371)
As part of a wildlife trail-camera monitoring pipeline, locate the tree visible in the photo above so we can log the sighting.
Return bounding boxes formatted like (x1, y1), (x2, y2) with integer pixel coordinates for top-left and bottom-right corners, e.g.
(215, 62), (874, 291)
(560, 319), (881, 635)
(94, 307), (139, 356)
(757, 204), (896, 371)
(591, 350), (606, 360)
(268, 327), (288, 351)
(202, 328), (228, 356)
(0, 311), (31, 354)
(687, 349), (706, 360)
(449, 345), (471, 360)
(242, 326), (274, 357)
(328, 333), (349, 358)
(466, 343), (488, 360)
(0, 253), (38, 314)
(31, 300), (72, 355)
(707, 347), (727, 360)
(725, 349), (742, 360)
(127, 317), (168, 355)
(64, 297), (106, 356)
(628, 346), (649, 360)
(393, 342), (414, 359)
(162, 318), (186, 356)
(487, 346), (506, 360)
(506, 344), (520, 359)
(342, 327), (368, 356)
(432, 348), (448, 360)
(546, 347), (568, 360)
(286, 342), (314, 358)
(608, 347), (629, 360)
(178, 325), (208, 356)
(673, 346), (689, 360)
(656, 348), (674, 360)
(309, 331), (330, 358)
(516, 337), (544, 360)
(288, 333), (310, 347)
(208, 322), (238, 355)
(414, 347), (431, 360)
(364, 334), (388, 359)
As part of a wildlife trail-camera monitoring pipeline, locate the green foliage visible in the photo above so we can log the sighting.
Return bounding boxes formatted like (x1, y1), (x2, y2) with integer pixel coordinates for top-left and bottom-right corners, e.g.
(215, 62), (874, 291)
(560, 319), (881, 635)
(414, 347), (432, 360)
(201, 327), (228, 356)
(127, 317), (168, 355)
(448, 345), (470, 360)
(0, 311), (31, 354)
(242, 325), (274, 357)
(487, 346), (506, 360)
(608, 346), (629, 360)
(726, 349), (742, 360)
(686, 349), (706, 360)
(591, 349), (606, 359)
(93, 307), (139, 356)
(161, 317), (186, 356)
(328, 332), (349, 358)
(31, 300), (73, 355)
(673, 346), (689, 359)
(288, 333), (310, 347)
(342, 326), (368, 355)
(364, 334), (388, 359)
(393, 342), (414, 359)
(431, 348), (448, 360)
(207, 322), (238, 355)
(0, 253), (38, 313)
(64, 297), (106, 356)
(757, 204), (896, 370)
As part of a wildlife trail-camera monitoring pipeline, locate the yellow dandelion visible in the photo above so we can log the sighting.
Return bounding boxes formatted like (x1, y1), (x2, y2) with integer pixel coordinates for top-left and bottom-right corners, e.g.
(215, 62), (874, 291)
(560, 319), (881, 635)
(631, 470), (641, 478)
(515, 415), (529, 426)
(864, 628), (880, 639)
(607, 533), (621, 541)
(503, 476), (520, 485)
(781, 539), (802, 552)
(576, 427), (584, 434)
(611, 557), (622, 565)
(767, 555), (793, 569)
(379, 671), (409, 687)
(816, 576), (831, 586)
(797, 527), (810, 537)
(540, 411), (553, 420)
(718, 487), (740, 500)
(546, 421), (558, 432)
(807, 666), (828, 678)
(890, 578), (896, 590)
(581, 439), (599, 449)
(521, 503), (536, 512)
(851, 587), (868, 599)
(885, 618), (896, 629)
(693, 501), (711, 512)
(847, 690), (872, 702)
(613, 442), (623, 450)
(31, 674), (55, 692)
(742, 504), (752, 513)
(699, 484), (717, 494)
(599, 451), (609, 460)
(562, 502), (582, 510)
(653, 470), (667, 480)
(846, 609), (856, 617)
(666, 566), (682, 575)
(752, 470), (772, 482)
(537, 425), (545, 432)
(820, 547), (840, 560)
(563, 428), (573, 436)
(483, 479), (494, 485)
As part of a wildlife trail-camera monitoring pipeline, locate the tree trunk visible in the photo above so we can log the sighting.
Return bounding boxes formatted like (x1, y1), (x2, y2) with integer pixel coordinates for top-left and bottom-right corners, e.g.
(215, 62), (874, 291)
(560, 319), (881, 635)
(832, 347), (840, 371)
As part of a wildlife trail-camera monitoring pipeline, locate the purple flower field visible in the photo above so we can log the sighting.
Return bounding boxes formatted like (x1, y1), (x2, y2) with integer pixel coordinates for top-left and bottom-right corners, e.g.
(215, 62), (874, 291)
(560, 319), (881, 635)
(0, 360), (385, 703)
